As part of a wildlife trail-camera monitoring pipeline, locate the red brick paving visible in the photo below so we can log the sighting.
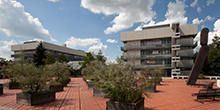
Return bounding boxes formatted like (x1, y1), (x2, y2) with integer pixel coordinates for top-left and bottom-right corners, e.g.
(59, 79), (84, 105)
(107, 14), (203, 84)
(0, 78), (220, 110)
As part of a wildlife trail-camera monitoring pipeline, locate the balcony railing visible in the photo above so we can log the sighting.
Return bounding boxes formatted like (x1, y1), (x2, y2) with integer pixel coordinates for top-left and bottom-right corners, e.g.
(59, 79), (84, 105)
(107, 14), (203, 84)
(121, 44), (171, 51)
(121, 54), (172, 60)
(135, 64), (171, 69)
(177, 60), (194, 68)
(177, 49), (194, 57)
(172, 32), (180, 38)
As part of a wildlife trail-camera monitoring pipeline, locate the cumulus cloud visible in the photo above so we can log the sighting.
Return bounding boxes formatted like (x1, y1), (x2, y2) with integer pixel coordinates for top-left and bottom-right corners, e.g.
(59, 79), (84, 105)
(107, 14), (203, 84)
(106, 39), (118, 43)
(88, 43), (107, 55)
(0, 40), (17, 60)
(65, 36), (107, 55)
(194, 19), (220, 52)
(207, 0), (215, 6)
(47, 0), (61, 2)
(81, 0), (156, 34)
(0, 0), (56, 41)
(192, 18), (203, 24)
(141, 0), (187, 28)
(197, 7), (201, 13)
(190, 0), (198, 7)
(205, 15), (215, 21)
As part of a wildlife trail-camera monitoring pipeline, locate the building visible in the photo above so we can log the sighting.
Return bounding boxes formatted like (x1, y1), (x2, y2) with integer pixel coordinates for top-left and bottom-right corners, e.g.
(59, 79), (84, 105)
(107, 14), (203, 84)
(121, 23), (198, 79)
(11, 41), (86, 61)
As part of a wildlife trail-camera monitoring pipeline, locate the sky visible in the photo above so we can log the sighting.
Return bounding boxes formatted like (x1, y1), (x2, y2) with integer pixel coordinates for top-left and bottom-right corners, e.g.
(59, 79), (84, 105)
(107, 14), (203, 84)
(0, 0), (219, 62)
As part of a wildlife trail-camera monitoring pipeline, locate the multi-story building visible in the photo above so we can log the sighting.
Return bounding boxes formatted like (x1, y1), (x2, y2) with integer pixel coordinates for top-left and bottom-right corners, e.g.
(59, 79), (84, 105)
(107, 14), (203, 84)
(11, 41), (86, 61)
(121, 23), (198, 79)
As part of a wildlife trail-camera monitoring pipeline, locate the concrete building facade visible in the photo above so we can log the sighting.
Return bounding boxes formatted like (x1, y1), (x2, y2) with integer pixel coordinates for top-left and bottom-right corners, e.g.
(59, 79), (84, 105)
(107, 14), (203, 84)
(121, 23), (198, 79)
(11, 41), (86, 61)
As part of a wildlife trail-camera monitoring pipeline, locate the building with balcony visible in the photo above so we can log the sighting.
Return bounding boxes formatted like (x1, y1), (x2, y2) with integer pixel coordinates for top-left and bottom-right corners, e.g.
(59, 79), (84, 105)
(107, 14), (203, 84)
(11, 41), (86, 61)
(121, 23), (198, 79)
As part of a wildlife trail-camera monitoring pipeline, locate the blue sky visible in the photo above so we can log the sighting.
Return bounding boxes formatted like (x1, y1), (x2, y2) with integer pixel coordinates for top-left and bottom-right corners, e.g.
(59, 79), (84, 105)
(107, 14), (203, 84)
(0, 0), (219, 62)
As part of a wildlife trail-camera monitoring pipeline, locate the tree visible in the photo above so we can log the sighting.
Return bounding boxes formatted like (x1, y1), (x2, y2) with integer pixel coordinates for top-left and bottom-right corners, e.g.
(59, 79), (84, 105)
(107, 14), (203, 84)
(57, 53), (68, 62)
(79, 52), (95, 70)
(33, 42), (46, 67)
(96, 50), (106, 63)
(45, 53), (56, 64)
(201, 35), (220, 76)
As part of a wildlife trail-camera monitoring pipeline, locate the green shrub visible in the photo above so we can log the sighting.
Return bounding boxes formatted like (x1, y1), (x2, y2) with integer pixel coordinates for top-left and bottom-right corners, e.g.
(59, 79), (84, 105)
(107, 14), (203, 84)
(198, 74), (206, 79)
(46, 61), (70, 83)
(94, 63), (146, 103)
(16, 63), (53, 93)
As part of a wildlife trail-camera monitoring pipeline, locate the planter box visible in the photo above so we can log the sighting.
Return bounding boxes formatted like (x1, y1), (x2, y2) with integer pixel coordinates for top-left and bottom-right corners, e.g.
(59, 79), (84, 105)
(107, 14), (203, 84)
(44, 84), (64, 92)
(0, 84), (3, 95)
(16, 92), (55, 106)
(154, 81), (160, 85)
(3, 83), (20, 89)
(106, 97), (144, 110)
(93, 88), (108, 97)
(137, 79), (145, 83)
(142, 85), (156, 92)
(60, 80), (69, 87)
(88, 83), (95, 89)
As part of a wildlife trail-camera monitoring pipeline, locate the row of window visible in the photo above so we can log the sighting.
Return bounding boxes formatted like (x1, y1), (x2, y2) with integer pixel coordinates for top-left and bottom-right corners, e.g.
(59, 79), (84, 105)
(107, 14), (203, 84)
(141, 58), (171, 65)
(141, 48), (171, 55)
(141, 38), (171, 46)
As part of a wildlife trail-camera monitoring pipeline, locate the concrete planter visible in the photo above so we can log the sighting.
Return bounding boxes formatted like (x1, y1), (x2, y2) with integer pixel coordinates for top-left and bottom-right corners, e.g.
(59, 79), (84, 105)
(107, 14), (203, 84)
(0, 84), (3, 95)
(106, 97), (144, 110)
(137, 79), (145, 83)
(88, 83), (95, 89)
(60, 80), (69, 87)
(93, 88), (108, 97)
(154, 81), (160, 85)
(142, 85), (156, 92)
(3, 83), (20, 89)
(44, 84), (64, 92)
(16, 92), (55, 106)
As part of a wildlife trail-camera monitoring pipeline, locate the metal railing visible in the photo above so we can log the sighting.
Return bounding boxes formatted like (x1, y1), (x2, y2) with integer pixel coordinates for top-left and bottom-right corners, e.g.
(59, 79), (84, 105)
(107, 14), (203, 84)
(121, 44), (171, 51)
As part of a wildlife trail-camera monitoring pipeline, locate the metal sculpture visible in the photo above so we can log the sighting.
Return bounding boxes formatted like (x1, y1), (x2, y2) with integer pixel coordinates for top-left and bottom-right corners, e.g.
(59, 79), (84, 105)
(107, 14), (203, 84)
(187, 28), (209, 85)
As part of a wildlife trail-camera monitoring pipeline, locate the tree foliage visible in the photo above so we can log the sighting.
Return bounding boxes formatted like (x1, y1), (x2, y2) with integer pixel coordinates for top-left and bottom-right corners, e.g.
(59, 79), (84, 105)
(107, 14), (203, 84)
(96, 50), (106, 63)
(201, 35), (220, 76)
(45, 53), (56, 64)
(33, 42), (46, 67)
(57, 53), (68, 62)
(79, 52), (95, 70)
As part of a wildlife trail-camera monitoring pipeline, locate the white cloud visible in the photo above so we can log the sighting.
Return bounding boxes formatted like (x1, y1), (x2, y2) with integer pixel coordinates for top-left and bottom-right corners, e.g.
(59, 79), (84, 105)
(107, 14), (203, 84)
(65, 36), (108, 55)
(142, 0), (187, 28)
(0, 40), (17, 60)
(190, 0), (198, 7)
(65, 37), (100, 48)
(194, 19), (220, 52)
(81, 0), (156, 34)
(207, 0), (215, 6)
(197, 6), (201, 13)
(205, 15), (215, 21)
(0, 0), (56, 41)
(192, 18), (203, 24)
(47, 0), (61, 2)
(106, 39), (118, 43)
(88, 43), (107, 55)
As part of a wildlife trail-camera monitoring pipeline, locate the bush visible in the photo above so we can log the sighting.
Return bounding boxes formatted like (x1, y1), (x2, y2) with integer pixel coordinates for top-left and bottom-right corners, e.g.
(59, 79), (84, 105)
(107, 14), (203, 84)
(94, 63), (145, 103)
(150, 67), (164, 81)
(46, 61), (70, 83)
(198, 74), (206, 79)
(16, 63), (53, 93)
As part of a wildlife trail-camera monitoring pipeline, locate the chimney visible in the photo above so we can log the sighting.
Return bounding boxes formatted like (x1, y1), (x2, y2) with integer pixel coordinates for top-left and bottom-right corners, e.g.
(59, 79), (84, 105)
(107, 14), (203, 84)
(62, 44), (66, 47)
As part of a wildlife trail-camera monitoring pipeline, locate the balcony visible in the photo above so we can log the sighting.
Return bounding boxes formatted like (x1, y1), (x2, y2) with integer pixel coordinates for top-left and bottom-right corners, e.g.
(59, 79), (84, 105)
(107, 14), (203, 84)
(121, 44), (171, 51)
(177, 60), (194, 68)
(172, 57), (180, 62)
(172, 32), (180, 39)
(177, 49), (194, 57)
(172, 45), (180, 51)
(172, 69), (180, 74)
(135, 64), (171, 69)
(121, 54), (172, 60)
(11, 53), (34, 58)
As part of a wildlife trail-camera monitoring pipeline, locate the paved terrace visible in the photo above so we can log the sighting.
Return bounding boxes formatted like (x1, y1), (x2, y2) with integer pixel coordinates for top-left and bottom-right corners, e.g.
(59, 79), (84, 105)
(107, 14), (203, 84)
(0, 78), (219, 110)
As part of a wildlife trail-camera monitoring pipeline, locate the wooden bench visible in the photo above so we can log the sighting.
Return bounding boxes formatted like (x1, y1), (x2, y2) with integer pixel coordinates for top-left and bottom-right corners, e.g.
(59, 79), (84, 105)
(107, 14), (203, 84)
(191, 88), (220, 103)
(190, 82), (216, 89)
